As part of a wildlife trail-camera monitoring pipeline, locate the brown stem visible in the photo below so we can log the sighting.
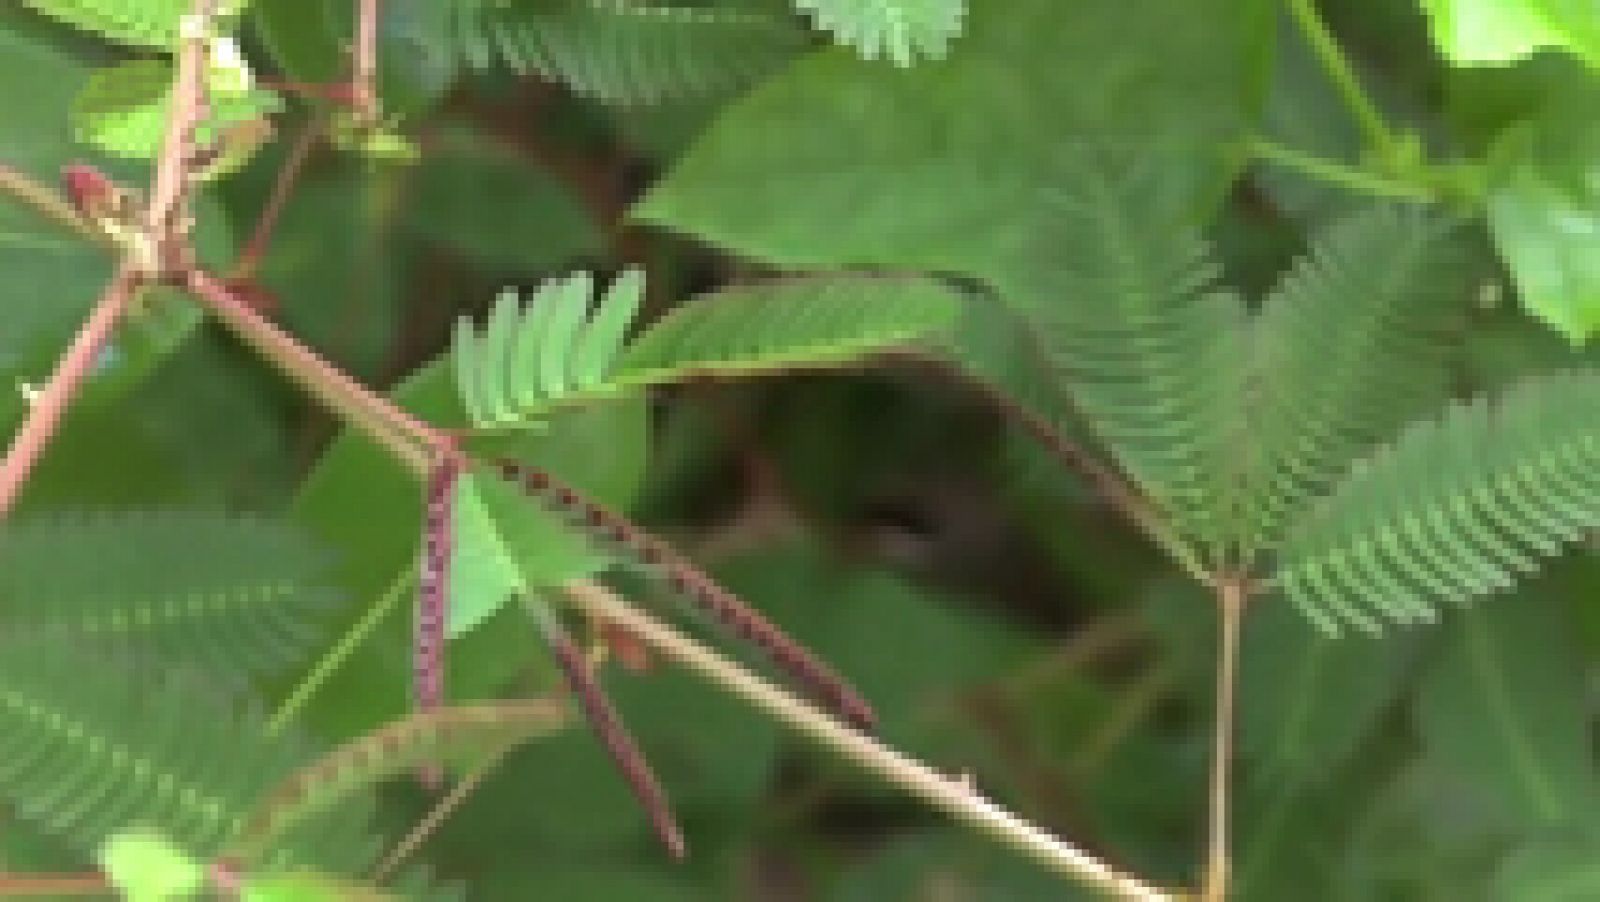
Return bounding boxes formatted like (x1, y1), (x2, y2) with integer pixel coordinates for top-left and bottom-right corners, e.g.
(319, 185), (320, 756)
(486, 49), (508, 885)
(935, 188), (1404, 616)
(903, 353), (1209, 583)
(0, 268), (141, 519)
(147, 0), (218, 243)
(370, 744), (514, 883)
(233, 121), (324, 280)
(1203, 577), (1248, 902)
(182, 267), (443, 474)
(354, 0), (382, 125)
(0, 874), (110, 896)
(563, 580), (1176, 900)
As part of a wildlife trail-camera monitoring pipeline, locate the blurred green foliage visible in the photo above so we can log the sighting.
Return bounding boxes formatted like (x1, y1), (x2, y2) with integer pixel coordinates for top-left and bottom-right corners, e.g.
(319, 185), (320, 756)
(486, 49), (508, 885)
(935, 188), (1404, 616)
(0, 0), (1596, 899)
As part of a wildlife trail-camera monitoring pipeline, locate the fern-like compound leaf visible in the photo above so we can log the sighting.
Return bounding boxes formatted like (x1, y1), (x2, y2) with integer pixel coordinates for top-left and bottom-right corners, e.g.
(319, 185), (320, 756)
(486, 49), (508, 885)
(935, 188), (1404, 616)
(0, 510), (339, 677)
(453, 273), (960, 430)
(791, 0), (966, 65)
(1274, 369), (1600, 634)
(449, 0), (806, 103)
(21, 0), (247, 48)
(1000, 146), (1249, 559)
(610, 275), (961, 385)
(452, 270), (642, 430)
(1241, 206), (1469, 555)
(0, 639), (377, 874)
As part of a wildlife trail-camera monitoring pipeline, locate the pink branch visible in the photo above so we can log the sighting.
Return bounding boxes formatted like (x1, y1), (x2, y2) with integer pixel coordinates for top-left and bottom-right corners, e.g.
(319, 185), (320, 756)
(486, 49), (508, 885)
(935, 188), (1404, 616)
(146, 0), (219, 241)
(0, 268), (140, 518)
(183, 268), (445, 473)
(354, 0), (382, 124)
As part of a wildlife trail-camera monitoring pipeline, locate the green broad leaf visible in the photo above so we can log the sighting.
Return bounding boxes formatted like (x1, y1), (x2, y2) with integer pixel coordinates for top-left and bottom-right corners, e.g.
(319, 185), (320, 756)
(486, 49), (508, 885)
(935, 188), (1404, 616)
(791, 0), (965, 66)
(1488, 156), (1600, 342)
(20, 0), (249, 48)
(72, 56), (280, 165)
(405, 127), (601, 273)
(1493, 831), (1600, 900)
(0, 21), (117, 364)
(636, 0), (1270, 282)
(1416, 598), (1598, 828)
(99, 829), (205, 902)
(1238, 600), (1416, 783)
(251, 0), (344, 82)
(1420, 0), (1593, 66)
(1484, 89), (1600, 343)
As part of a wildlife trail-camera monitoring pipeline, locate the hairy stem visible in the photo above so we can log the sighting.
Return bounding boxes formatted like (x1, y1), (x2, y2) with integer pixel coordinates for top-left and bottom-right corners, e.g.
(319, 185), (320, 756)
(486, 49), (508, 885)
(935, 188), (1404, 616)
(183, 267), (441, 473)
(0, 268), (140, 519)
(1282, 0), (1399, 158)
(1203, 577), (1248, 902)
(561, 579), (1176, 901)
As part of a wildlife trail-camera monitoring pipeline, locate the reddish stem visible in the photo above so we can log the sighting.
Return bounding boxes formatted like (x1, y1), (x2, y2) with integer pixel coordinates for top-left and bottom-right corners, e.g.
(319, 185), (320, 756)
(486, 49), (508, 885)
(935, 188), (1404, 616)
(182, 267), (446, 474)
(0, 268), (140, 519)
(0, 873), (111, 896)
(354, 0), (382, 125)
(233, 121), (324, 280)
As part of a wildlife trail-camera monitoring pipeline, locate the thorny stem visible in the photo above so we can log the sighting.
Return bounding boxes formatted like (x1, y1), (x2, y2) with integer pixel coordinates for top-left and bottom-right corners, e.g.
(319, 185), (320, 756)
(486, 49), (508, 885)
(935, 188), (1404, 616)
(561, 579), (1177, 901)
(233, 120), (325, 280)
(1203, 577), (1249, 902)
(1282, 0), (1400, 159)
(0, 267), (141, 519)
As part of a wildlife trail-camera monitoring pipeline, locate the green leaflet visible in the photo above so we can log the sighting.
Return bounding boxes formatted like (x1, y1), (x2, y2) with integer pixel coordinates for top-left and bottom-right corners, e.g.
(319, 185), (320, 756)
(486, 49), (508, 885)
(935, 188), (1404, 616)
(452, 271), (642, 430)
(612, 276), (961, 384)
(1274, 369), (1600, 633)
(790, 0), (965, 66)
(0, 639), (377, 874)
(448, 0), (807, 104)
(0, 510), (339, 677)
(996, 146), (1250, 560)
(21, 0), (248, 48)
(449, 470), (603, 635)
(1240, 206), (1470, 552)
(1416, 597), (1597, 828)
(452, 272), (961, 431)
